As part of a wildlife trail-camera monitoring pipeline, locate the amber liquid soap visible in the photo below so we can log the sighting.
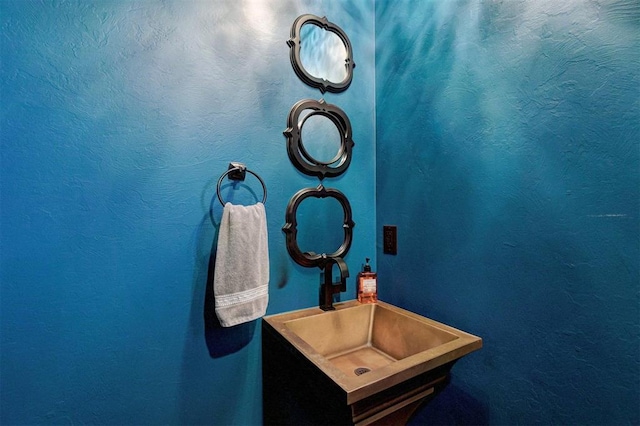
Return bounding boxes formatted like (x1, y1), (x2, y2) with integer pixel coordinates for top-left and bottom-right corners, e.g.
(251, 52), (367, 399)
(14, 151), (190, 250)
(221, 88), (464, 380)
(357, 258), (377, 304)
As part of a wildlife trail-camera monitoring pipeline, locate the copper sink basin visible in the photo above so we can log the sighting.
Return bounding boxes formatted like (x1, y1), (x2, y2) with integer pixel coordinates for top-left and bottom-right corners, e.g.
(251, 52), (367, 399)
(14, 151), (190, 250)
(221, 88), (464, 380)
(263, 300), (482, 405)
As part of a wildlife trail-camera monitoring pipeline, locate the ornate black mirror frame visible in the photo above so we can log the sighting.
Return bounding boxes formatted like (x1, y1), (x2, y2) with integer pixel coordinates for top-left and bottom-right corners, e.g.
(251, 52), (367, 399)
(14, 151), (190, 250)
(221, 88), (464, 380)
(287, 14), (356, 94)
(282, 184), (355, 270)
(284, 98), (354, 179)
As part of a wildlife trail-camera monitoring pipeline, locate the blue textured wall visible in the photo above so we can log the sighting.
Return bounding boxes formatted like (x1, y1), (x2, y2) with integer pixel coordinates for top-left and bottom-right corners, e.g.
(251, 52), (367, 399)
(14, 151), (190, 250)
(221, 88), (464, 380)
(4, 0), (638, 424)
(376, 1), (639, 424)
(0, 1), (375, 424)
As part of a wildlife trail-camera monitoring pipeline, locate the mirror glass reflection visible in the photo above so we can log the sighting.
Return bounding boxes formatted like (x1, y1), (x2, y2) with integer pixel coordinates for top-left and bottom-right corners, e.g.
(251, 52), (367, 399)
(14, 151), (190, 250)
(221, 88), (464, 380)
(284, 98), (354, 179)
(299, 111), (342, 165)
(295, 196), (345, 256)
(299, 23), (348, 84)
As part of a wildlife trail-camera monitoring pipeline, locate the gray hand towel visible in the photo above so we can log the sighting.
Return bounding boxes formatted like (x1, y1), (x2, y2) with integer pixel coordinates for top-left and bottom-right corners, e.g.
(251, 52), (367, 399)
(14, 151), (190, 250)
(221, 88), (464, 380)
(213, 202), (269, 327)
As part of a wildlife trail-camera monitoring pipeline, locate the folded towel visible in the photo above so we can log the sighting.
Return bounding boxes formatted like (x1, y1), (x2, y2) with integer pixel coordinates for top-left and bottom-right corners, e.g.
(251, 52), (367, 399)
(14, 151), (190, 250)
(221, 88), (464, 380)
(213, 202), (269, 327)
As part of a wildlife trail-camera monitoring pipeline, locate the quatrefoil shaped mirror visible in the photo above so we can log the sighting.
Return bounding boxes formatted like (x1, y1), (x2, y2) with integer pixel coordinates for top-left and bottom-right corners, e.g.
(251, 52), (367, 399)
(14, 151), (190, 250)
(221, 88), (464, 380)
(287, 14), (355, 93)
(282, 184), (355, 269)
(284, 98), (354, 179)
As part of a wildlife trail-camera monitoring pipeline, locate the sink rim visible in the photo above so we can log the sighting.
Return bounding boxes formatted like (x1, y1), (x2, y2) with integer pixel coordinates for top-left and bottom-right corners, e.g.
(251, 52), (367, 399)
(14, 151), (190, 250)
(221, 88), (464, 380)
(263, 300), (482, 404)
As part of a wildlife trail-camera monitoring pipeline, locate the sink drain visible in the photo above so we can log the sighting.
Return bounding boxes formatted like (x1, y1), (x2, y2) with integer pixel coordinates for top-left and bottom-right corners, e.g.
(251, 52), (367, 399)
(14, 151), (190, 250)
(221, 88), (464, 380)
(354, 367), (371, 376)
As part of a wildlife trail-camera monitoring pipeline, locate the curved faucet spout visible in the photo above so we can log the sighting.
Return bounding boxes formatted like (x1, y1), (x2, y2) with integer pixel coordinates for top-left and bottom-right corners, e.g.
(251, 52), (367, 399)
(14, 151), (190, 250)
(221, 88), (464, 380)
(320, 256), (349, 311)
(331, 257), (349, 283)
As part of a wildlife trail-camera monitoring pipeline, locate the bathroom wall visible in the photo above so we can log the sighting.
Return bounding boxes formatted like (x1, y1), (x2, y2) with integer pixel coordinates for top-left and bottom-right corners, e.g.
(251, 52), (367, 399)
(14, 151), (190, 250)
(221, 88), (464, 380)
(4, 0), (638, 424)
(0, 1), (375, 424)
(376, 1), (639, 424)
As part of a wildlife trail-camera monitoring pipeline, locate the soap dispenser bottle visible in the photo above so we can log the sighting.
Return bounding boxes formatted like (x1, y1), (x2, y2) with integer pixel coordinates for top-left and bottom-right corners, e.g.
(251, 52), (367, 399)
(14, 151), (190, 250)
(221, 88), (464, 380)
(357, 258), (377, 304)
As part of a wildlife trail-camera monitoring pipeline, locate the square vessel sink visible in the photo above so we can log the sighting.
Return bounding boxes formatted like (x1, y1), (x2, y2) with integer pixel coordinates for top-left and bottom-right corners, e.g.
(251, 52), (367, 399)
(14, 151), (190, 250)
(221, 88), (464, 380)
(263, 300), (482, 406)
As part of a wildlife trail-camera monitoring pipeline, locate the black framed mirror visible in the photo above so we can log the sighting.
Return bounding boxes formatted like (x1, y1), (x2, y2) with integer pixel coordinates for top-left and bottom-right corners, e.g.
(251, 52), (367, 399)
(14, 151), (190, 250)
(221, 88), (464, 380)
(287, 14), (355, 93)
(282, 184), (355, 269)
(284, 98), (354, 179)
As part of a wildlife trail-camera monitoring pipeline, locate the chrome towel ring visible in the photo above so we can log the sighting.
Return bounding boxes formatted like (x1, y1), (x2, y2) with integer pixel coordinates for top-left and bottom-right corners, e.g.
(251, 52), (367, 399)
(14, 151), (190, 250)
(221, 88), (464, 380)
(216, 162), (267, 206)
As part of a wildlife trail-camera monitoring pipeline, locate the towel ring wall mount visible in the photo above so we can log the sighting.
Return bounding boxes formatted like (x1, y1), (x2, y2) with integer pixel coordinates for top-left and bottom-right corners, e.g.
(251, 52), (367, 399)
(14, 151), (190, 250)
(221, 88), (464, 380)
(217, 162), (267, 206)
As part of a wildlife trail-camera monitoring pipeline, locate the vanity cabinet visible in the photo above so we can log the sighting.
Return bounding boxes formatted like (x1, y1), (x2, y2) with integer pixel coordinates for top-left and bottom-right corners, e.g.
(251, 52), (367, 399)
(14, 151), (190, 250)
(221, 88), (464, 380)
(261, 301), (481, 425)
(263, 323), (453, 424)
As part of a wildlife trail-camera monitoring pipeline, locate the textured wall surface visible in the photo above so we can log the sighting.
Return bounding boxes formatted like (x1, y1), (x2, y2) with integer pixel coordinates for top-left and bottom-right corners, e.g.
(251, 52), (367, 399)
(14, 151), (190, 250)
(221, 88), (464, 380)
(0, 1), (375, 424)
(3, 0), (638, 424)
(376, 0), (639, 424)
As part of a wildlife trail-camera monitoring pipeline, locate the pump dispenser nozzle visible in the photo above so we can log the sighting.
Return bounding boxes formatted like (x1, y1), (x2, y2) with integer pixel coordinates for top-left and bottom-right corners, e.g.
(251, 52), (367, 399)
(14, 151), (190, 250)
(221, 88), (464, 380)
(363, 257), (371, 272)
